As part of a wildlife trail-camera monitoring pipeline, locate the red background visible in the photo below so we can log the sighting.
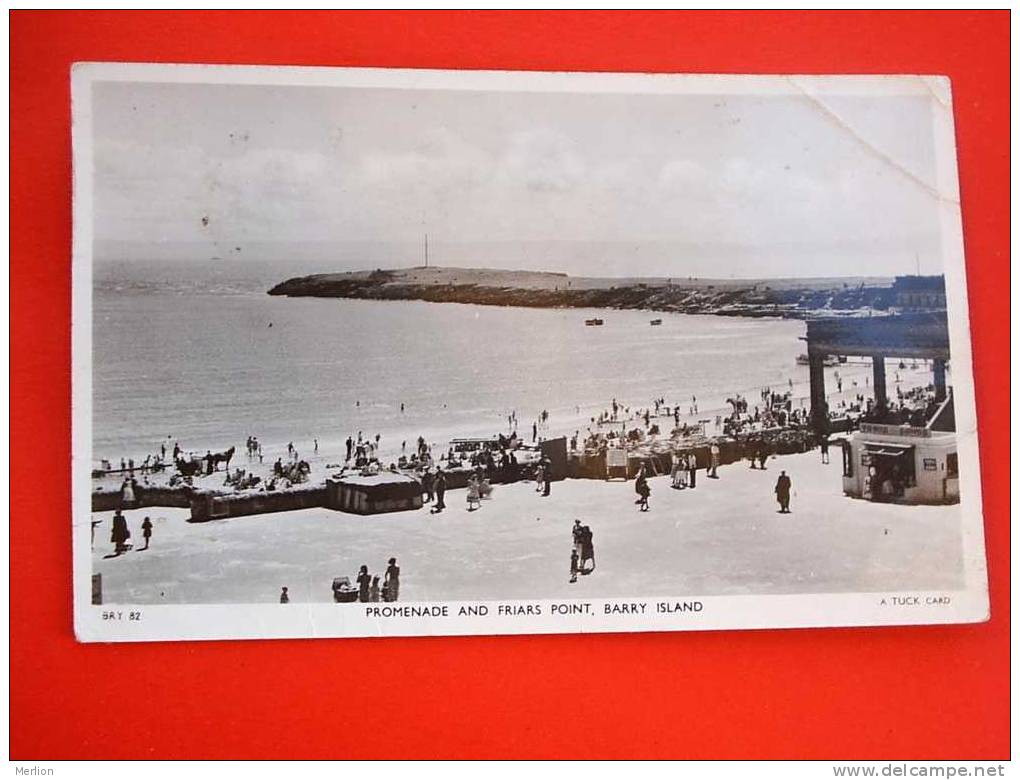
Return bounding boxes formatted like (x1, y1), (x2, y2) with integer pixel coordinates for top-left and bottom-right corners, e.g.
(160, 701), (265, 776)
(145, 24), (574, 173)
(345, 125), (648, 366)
(10, 11), (1010, 759)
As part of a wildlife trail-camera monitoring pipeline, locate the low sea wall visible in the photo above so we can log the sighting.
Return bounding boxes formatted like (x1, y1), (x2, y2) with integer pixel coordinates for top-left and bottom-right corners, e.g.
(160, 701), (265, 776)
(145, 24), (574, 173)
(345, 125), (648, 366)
(91, 484), (194, 512)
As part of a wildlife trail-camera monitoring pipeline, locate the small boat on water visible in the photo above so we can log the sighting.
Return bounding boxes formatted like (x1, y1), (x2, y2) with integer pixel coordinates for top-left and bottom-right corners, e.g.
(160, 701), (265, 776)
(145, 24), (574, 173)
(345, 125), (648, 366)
(649, 318), (662, 326)
(585, 318), (604, 326)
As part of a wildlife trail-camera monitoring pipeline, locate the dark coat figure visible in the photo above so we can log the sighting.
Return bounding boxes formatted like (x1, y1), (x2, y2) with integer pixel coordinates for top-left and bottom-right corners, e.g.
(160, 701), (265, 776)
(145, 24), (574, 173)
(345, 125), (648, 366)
(820, 433), (830, 464)
(635, 473), (650, 511)
(688, 453), (697, 489)
(571, 520), (584, 559)
(758, 444), (769, 470)
(141, 516), (153, 550)
(110, 510), (131, 554)
(570, 548), (579, 584)
(775, 471), (792, 513)
(280, 587), (290, 604)
(579, 525), (595, 573)
(542, 457), (552, 497)
(433, 470), (447, 512)
(384, 558), (400, 602)
(421, 470), (435, 502)
(357, 566), (372, 603)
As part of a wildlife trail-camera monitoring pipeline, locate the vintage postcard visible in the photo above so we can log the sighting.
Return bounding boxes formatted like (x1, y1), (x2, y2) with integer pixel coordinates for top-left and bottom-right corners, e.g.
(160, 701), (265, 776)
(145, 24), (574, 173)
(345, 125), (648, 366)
(71, 63), (988, 642)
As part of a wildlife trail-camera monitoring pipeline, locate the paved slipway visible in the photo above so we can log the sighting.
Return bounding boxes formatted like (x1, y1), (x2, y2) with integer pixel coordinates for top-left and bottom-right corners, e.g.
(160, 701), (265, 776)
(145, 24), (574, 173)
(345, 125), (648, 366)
(89, 451), (963, 606)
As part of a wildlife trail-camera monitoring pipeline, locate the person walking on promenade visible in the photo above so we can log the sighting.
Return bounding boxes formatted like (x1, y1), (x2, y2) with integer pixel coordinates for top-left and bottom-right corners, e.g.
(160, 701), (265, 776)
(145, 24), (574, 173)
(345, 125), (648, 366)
(542, 457), (552, 497)
(140, 516), (152, 550)
(670, 456), (685, 489)
(110, 509), (131, 555)
(432, 469), (447, 513)
(820, 433), (830, 464)
(635, 467), (650, 511)
(534, 460), (545, 493)
(579, 525), (595, 573)
(687, 452), (698, 489)
(279, 587), (290, 604)
(357, 565), (372, 603)
(709, 443), (720, 478)
(369, 576), (381, 602)
(775, 471), (792, 513)
(570, 548), (580, 584)
(572, 520), (584, 560)
(758, 441), (769, 471)
(422, 469), (435, 504)
(384, 558), (400, 602)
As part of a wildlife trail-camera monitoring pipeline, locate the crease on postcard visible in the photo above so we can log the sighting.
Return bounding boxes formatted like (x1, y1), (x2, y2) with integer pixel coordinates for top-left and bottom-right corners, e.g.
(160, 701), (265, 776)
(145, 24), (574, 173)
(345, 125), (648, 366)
(785, 76), (959, 207)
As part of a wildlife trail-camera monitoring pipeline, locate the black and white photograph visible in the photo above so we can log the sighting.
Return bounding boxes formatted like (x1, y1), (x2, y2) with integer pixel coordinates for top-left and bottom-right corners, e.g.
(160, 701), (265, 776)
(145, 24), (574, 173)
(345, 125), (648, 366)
(71, 64), (988, 641)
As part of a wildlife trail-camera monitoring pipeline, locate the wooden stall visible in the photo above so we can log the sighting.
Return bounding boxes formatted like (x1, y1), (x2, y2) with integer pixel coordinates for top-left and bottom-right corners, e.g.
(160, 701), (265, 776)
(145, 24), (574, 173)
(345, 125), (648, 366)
(326, 472), (423, 515)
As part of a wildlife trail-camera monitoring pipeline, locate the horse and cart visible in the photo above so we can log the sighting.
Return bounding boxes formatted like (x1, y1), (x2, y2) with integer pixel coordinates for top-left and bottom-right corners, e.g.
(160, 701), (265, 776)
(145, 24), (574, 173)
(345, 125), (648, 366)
(175, 446), (235, 477)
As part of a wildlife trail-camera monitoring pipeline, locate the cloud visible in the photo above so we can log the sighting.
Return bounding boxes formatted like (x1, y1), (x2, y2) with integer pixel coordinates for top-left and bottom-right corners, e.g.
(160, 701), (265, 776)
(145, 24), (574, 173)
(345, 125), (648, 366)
(357, 127), (494, 194)
(494, 129), (586, 193)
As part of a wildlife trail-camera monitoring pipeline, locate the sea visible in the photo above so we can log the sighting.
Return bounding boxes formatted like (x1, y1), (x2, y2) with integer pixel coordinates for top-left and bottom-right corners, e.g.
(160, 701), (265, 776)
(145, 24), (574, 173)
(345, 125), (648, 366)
(92, 258), (810, 464)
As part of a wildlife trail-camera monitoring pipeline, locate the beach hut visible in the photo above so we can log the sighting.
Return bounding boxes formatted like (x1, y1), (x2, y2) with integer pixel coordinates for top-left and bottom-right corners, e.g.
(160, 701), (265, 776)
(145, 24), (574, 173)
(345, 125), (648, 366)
(605, 447), (628, 480)
(538, 437), (568, 481)
(326, 472), (423, 515)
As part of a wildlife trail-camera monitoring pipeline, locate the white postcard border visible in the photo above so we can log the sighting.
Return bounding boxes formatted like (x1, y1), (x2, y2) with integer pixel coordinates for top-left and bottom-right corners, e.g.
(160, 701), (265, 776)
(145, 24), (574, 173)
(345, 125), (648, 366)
(70, 63), (990, 643)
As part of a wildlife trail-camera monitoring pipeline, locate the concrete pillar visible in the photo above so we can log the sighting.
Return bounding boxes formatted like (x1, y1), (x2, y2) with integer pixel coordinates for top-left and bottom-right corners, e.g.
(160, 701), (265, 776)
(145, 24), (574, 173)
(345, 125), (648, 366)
(808, 352), (828, 432)
(872, 355), (887, 410)
(933, 358), (947, 402)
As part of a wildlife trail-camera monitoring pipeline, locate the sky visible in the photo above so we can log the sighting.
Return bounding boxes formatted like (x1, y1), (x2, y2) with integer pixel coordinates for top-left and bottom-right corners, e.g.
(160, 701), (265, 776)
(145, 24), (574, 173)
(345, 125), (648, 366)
(91, 78), (950, 278)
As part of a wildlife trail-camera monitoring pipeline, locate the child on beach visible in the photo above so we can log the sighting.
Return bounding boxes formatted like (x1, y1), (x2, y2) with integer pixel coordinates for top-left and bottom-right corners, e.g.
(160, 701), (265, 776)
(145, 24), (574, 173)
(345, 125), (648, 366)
(466, 476), (481, 511)
(369, 576), (381, 602)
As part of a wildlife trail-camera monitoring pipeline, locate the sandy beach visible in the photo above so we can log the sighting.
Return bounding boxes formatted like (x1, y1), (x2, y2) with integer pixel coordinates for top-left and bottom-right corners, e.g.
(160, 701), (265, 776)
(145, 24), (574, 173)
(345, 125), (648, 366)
(92, 356), (936, 498)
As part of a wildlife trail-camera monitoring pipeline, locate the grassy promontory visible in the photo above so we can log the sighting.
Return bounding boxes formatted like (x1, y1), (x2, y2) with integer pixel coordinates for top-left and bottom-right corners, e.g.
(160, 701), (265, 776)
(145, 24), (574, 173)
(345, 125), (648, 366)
(267, 266), (896, 319)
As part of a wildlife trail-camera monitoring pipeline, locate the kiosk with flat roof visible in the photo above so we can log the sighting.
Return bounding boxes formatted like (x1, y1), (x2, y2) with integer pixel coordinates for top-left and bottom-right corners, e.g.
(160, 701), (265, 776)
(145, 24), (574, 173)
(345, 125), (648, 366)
(803, 307), (958, 505)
